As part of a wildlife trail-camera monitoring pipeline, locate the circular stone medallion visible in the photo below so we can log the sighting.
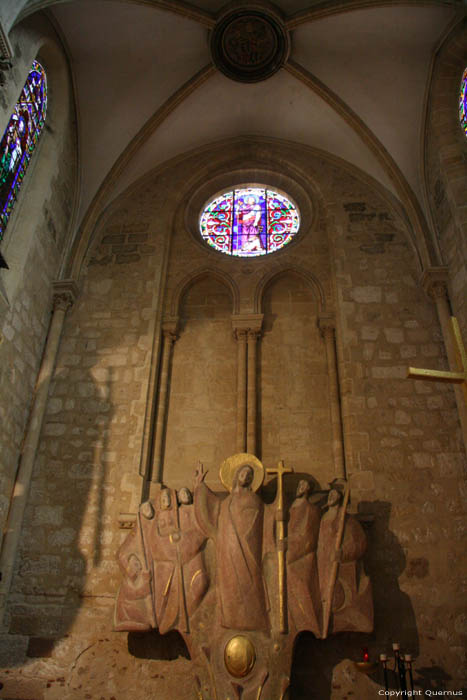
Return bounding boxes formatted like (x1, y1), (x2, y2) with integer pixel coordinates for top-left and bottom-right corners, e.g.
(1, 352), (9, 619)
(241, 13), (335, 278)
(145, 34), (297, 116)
(224, 635), (256, 678)
(211, 10), (289, 83)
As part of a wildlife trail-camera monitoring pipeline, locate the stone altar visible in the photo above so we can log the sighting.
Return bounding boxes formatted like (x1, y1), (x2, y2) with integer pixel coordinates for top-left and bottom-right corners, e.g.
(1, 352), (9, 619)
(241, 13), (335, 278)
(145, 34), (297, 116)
(115, 454), (373, 699)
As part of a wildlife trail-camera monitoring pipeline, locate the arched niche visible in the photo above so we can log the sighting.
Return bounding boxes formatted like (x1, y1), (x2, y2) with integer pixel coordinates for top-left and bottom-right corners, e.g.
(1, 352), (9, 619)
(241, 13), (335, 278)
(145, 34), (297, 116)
(259, 269), (334, 485)
(163, 272), (237, 488)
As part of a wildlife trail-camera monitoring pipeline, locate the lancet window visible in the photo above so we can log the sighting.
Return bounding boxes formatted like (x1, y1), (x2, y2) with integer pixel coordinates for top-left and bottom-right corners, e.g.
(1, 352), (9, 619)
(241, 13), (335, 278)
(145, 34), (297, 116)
(460, 67), (467, 137)
(0, 60), (47, 244)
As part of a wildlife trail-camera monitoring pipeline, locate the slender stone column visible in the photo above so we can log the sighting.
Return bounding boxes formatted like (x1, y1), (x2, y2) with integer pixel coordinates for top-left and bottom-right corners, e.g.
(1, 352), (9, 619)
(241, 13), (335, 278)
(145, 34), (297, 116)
(235, 329), (248, 452)
(150, 319), (178, 493)
(247, 329), (261, 456)
(232, 314), (263, 457)
(0, 280), (78, 619)
(319, 314), (346, 480)
(421, 268), (467, 444)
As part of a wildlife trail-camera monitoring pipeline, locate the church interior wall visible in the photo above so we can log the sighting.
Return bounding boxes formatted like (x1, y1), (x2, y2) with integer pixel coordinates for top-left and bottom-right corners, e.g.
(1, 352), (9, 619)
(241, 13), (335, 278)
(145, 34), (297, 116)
(425, 21), (467, 336)
(260, 272), (334, 483)
(164, 275), (237, 486)
(0, 133), (465, 697)
(326, 162), (466, 679)
(0, 15), (78, 553)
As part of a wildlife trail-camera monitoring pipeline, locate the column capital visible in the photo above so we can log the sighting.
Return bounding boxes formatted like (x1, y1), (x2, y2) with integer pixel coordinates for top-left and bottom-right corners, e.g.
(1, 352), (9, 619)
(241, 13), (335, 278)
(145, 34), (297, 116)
(162, 316), (179, 342)
(234, 328), (248, 342)
(52, 279), (79, 312)
(420, 267), (449, 301)
(318, 313), (336, 338)
(247, 329), (262, 342)
(231, 313), (264, 335)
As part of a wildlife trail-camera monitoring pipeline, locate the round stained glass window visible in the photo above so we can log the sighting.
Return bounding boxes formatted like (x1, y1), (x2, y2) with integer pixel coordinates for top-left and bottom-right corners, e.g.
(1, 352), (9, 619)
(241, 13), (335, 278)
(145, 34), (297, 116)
(459, 67), (467, 137)
(199, 186), (300, 257)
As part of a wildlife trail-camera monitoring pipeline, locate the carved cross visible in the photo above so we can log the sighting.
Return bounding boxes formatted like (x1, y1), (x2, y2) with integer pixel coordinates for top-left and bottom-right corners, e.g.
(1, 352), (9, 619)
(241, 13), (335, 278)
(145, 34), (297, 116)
(407, 317), (467, 404)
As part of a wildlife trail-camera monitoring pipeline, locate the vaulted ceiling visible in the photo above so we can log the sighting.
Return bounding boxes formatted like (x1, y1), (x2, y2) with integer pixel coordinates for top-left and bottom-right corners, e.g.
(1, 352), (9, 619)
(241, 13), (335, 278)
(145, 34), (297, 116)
(5, 0), (465, 236)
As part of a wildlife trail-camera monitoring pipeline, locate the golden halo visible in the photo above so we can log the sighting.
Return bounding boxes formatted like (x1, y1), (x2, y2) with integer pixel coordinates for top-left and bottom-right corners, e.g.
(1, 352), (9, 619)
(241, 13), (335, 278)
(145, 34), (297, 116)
(220, 453), (265, 493)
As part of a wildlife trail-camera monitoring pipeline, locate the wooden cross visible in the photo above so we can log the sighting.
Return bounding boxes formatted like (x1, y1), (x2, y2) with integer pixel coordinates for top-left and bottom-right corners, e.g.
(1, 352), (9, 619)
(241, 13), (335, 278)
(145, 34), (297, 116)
(407, 317), (467, 404)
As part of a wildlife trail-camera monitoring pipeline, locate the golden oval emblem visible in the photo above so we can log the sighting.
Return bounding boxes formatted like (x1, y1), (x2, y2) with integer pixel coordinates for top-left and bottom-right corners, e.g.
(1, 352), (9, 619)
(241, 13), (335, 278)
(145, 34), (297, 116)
(224, 635), (256, 678)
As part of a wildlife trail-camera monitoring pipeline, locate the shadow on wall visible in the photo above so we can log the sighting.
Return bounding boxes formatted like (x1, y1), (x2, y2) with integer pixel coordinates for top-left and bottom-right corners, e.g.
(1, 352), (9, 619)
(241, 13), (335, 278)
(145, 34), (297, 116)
(290, 500), (419, 699)
(5, 365), (114, 662)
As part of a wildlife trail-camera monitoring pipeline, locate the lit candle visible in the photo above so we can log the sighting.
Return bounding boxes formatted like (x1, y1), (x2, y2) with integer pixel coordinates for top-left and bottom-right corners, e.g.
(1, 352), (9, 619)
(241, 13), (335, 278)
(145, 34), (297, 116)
(392, 642), (400, 651)
(363, 648), (369, 662)
(405, 654), (412, 662)
(380, 654), (387, 661)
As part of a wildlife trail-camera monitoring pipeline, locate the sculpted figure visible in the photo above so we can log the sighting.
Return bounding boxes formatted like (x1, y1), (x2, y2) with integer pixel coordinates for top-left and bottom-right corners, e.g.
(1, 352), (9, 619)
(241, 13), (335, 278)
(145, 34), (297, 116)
(114, 503), (156, 631)
(114, 455), (374, 700)
(147, 487), (209, 634)
(286, 479), (322, 636)
(317, 488), (373, 635)
(194, 462), (268, 631)
(176, 487), (209, 618)
(114, 488), (208, 635)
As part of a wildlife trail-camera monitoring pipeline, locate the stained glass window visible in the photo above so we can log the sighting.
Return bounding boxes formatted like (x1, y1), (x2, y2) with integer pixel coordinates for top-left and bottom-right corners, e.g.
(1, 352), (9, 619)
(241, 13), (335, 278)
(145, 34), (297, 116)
(200, 186), (300, 257)
(0, 60), (47, 244)
(460, 68), (467, 137)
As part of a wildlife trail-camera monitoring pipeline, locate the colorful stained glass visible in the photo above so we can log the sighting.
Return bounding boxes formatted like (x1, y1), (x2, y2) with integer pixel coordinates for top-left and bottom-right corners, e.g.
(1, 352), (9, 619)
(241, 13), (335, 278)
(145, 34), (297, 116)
(200, 186), (300, 257)
(0, 60), (47, 243)
(460, 67), (467, 137)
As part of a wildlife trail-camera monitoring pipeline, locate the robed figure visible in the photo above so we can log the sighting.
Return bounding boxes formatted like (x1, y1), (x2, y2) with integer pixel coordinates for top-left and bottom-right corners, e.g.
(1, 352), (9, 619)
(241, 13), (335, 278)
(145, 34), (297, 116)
(115, 487), (208, 635)
(318, 488), (373, 635)
(193, 460), (269, 631)
(286, 479), (322, 636)
(114, 502), (156, 632)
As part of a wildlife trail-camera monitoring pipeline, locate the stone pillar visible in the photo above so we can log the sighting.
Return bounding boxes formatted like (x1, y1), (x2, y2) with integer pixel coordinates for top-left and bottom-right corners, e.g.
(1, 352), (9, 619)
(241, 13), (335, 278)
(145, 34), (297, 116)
(421, 268), (467, 444)
(319, 314), (346, 480)
(0, 280), (78, 619)
(150, 318), (178, 493)
(232, 314), (263, 457)
(234, 329), (248, 452)
(247, 329), (261, 456)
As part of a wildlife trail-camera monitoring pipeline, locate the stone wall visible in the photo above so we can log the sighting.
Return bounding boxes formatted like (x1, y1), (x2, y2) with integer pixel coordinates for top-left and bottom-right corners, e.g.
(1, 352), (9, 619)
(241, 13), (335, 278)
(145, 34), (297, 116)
(261, 272), (333, 483)
(425, 22), (467, 336)
(0, 15), (78, 547)
(0, 140), (465, 699)
(164, 276), (237, 486)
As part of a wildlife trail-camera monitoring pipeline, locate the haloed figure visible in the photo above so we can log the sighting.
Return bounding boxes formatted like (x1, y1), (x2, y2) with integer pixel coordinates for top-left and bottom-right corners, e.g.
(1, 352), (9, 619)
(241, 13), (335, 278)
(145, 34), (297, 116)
(194, 463), (268, 631)
(238, 195), (264, 253)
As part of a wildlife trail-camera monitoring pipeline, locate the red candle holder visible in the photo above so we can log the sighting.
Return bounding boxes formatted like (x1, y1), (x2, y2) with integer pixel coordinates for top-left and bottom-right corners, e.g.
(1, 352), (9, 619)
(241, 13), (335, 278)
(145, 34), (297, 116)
(354, 648), (378, 675)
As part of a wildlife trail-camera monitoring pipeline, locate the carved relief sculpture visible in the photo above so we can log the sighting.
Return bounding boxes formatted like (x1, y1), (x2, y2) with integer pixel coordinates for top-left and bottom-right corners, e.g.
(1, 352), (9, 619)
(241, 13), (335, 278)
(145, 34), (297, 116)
(115, 454), (374, 698)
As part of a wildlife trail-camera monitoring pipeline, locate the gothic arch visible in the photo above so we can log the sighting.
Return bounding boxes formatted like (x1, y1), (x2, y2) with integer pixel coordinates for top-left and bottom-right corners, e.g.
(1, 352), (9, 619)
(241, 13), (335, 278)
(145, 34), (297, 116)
(424, 20), (467, 243)
(255, 266), (327, 315)
(423, 19), (467, 333)
(170, 267), (240, 317)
